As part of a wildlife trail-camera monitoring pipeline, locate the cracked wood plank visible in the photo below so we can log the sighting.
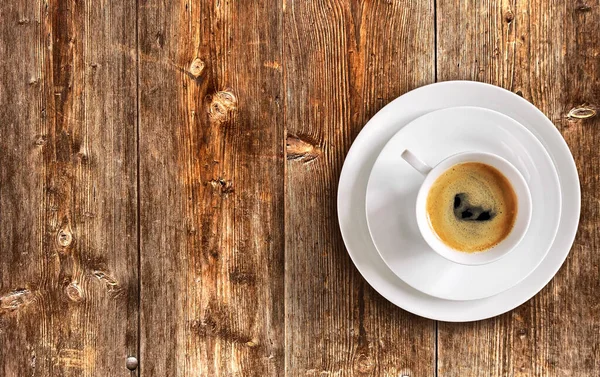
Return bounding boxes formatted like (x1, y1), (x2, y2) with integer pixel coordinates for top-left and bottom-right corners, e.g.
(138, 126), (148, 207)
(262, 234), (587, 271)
(137, 0), (284, 375)
(283, 1), (436, 376)
(0, 0), (138, 376)
(437, 0), (600, 375)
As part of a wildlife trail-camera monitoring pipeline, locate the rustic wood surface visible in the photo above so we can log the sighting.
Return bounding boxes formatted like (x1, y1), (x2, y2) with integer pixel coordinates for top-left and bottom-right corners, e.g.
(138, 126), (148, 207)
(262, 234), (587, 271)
(138, 0), (284, 375)
(0, 0), (598, 376)
(284, 1), (435, 376)
(0, 0), (138, 376)
(437, 0), (600, 376)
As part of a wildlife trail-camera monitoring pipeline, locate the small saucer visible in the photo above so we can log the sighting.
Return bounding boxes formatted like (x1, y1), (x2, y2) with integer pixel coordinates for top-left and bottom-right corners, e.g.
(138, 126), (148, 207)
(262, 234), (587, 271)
(365, 106), (561, 301)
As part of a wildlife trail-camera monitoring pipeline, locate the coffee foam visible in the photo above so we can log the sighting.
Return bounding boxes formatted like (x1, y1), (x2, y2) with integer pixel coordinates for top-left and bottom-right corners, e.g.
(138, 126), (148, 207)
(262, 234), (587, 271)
(426, 162), (517, 252)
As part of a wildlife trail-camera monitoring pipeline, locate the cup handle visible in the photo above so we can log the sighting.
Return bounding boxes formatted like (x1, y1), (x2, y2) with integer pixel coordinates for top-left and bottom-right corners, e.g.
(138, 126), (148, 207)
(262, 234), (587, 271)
(401, 149), (432, 176)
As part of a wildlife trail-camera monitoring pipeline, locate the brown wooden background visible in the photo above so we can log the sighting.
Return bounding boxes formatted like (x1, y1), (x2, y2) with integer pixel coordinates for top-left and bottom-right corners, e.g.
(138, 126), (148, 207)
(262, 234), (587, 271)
(0, 0), (598, 376)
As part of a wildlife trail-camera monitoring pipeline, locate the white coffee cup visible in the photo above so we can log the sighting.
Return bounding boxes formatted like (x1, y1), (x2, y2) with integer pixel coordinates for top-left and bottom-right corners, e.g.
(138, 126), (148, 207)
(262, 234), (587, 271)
(402, 150), (532, 266)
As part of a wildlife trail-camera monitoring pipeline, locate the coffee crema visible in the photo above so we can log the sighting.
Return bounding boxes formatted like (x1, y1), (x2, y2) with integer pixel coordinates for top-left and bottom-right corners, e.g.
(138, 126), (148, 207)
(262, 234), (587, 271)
(426, 162), (518, 253)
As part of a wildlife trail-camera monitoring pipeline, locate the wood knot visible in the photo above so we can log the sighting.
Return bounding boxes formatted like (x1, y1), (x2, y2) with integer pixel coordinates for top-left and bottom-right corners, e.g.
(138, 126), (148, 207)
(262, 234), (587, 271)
(57, 228), (73, 248)
(263, 61), (282, 72)
(155, 31), (165, 48)
(208, 178), (234, 196)
(208, 90), (238, 123)
(353, 354), (374, 373)
(92, 270), (123, 298)
(65, 281), (84, 302)
(504, 10), (514, 23)
(567, 105), (596, 120)
(75, 151), (89, 164)
(0, 288), (34, 314)
(190, 58), (205, 78)
(83, 211), (96, 219)
(191, 315), (254, 344)
(34, 135), (47, 146)
(575, 3), (592, 12)
(286, 135), (321, 163)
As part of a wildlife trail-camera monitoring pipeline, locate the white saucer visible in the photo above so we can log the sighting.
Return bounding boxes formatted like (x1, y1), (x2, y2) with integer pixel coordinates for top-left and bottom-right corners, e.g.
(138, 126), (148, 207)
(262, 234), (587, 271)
(337, 81), (580, 321)
(366, 107), (561, 301)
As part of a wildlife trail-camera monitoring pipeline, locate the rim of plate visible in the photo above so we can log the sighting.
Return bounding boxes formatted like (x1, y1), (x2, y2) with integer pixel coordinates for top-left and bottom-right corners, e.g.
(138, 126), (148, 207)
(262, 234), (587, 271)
(337, 80), (581, 322)
(364, 106), (560, 300)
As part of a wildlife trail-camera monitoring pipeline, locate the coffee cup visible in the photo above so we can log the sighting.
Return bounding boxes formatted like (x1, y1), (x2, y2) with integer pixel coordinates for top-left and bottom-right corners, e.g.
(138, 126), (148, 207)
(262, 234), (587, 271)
(402, 150), (532, 265)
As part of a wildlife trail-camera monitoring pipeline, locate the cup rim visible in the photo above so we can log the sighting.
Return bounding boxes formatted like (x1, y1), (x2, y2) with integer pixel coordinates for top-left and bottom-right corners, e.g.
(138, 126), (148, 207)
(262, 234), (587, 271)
(415, 151), (533, 266)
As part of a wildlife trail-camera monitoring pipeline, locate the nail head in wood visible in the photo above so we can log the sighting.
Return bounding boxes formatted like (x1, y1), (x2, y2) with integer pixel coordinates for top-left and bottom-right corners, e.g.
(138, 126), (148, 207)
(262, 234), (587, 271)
(126, 356), (138, 370)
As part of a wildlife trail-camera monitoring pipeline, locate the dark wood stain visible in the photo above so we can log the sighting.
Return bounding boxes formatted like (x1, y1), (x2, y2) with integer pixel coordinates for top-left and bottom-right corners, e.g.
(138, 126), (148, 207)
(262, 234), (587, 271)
(1, 0), (598, 375)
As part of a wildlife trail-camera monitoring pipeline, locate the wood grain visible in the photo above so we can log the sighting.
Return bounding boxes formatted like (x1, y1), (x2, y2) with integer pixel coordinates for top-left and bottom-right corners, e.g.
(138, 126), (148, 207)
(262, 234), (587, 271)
(283, 1), (436, 376)
(137, 0), (284, 375)
(1, 0), (598, 375)
(0, 0), (138, 376)
(437, 0), (600, 375)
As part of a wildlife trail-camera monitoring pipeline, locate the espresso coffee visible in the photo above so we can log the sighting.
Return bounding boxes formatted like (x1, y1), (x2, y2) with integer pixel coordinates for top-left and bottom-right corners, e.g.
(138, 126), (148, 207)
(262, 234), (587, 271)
(426, 162), (517, 252)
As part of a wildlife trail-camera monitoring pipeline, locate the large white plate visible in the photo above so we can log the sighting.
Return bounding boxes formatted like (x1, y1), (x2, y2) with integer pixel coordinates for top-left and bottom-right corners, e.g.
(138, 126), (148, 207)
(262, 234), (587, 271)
(337, 81), (580, 321)
(366, 107), (561, 301)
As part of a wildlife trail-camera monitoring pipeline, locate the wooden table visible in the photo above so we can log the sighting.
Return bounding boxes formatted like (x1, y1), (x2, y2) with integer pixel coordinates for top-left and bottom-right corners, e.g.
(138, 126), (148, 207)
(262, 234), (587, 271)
(1, 0), (598, 376)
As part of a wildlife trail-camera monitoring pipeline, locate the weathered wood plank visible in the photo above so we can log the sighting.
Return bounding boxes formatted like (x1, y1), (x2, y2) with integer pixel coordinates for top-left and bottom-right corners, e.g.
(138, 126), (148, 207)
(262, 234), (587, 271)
(137, 0), (284, 375)
(0, 0), (138, 376)
(283, 1), (436, 376)
(437, 0), (600, 375)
